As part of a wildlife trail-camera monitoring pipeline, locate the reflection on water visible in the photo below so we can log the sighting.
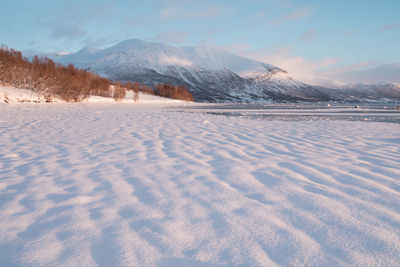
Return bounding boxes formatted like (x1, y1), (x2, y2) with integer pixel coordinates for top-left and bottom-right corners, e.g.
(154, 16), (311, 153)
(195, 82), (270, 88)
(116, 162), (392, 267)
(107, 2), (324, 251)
(178, 103), (400, 124)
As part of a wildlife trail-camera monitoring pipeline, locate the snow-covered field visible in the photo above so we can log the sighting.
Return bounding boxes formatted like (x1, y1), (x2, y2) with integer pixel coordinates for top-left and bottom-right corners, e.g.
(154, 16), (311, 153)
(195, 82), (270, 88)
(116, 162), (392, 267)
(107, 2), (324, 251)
(1, 101), (400, 266)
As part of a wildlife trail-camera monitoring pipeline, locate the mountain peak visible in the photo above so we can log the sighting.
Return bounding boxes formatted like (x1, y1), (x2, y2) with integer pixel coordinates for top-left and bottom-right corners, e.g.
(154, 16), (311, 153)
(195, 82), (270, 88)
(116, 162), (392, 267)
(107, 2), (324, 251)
(115, 38), (149, 46)
(112, 38), (170, 50)
(77, 46), (100, 55)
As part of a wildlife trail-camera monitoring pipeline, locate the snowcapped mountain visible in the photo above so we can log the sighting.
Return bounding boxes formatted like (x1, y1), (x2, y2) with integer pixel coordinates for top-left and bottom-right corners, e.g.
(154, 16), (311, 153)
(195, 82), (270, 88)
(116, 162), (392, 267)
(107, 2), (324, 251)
(49, 39), (331, 102)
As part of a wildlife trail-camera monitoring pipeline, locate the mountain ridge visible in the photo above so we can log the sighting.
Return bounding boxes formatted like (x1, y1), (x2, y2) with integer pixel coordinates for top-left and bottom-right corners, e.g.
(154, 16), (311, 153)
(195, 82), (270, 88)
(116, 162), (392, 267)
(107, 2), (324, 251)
(316, 83), (400, 102)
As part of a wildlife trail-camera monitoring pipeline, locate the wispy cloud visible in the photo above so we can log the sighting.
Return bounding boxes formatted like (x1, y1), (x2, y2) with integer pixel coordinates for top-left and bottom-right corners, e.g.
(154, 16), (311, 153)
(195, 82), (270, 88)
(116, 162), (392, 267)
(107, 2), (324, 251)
(221, 43), (252, 53)
(228, 45), (337, 84)
(325, 62), (400, 84)
(37, 2), (116, 41)
(271, 7), (313, 25)
(345, 30), (356, 37)
(376, 23), (400, 32)
(254, 10), (268, 19)
(235, 44), (399, 85)
(326, 61), (377, 74)
(49, 23), (86, 39)
(160, 6), (221, 19)
(203, 27), (220, 36)
(299, 30), (316, 41)
(284, 7), (313, 21)
(275, 0), (295, 8)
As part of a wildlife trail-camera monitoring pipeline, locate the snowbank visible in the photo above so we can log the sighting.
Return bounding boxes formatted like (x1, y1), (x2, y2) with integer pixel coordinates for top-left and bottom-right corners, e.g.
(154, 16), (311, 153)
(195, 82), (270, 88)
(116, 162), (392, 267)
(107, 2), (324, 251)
(0, 85), (187, 105)
(85, 90), (186, 104)
(0, 85), (62, 104)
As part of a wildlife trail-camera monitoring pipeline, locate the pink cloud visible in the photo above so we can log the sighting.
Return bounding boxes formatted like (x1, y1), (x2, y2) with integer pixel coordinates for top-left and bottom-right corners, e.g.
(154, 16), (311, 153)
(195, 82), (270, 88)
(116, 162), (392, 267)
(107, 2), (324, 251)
(270, 7), (313, 24)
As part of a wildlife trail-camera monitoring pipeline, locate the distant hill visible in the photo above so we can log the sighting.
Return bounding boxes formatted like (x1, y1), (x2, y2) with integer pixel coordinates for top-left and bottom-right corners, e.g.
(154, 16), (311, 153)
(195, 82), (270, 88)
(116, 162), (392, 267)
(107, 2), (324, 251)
(316, 83), (400, 103)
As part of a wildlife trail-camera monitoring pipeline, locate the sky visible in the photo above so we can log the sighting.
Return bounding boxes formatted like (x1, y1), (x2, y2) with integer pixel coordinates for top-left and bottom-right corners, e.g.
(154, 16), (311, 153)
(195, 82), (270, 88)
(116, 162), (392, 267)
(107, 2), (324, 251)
(1, 0), (400, 85)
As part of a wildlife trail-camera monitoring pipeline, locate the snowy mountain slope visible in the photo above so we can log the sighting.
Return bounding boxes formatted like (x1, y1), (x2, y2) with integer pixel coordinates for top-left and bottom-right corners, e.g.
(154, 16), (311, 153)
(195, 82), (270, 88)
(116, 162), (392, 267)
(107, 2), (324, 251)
(246, 70), (330, 102)
(49, 39), (331, 102)
(316, 83), (400, 103)
(58, 39), (278, 74)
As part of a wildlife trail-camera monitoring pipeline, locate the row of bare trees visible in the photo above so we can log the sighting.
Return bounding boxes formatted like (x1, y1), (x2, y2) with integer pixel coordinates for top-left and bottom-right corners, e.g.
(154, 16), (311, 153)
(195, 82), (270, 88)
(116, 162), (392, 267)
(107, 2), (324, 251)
(0, 47), (112, 102)
(154, 84), (194, 102)
(0, 46), (194, 102)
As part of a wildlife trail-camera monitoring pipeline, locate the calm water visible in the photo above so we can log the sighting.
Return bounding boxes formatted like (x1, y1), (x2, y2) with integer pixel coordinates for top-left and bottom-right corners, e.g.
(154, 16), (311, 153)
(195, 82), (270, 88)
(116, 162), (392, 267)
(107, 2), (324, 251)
(178, 103), (400, 124)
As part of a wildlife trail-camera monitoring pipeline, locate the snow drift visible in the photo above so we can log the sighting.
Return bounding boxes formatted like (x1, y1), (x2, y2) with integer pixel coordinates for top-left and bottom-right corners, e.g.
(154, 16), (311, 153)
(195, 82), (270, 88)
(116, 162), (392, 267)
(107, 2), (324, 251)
(1, 103), (399, 266)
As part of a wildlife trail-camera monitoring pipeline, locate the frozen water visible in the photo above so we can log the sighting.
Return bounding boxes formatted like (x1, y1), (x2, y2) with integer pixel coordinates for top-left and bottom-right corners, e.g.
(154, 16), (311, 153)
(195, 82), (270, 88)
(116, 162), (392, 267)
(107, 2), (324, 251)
(178, 103), (400, 124)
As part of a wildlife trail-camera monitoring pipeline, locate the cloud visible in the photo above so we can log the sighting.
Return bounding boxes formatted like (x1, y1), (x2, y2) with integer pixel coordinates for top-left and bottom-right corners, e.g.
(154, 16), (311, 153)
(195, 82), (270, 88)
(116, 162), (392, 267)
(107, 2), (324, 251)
(271, 7), (313, 24)
(220, 43), (252, 53)
(274, 0), (295, 8)
(345, 30), (356, 37)
(157, 0), (235, 20)
(153, 31), (189, 44)
(299, 30), (316, 41)
(325, 62), (400, 84)
(56, 51), (72, 56)
(325, 61), (376, 75)
(236, 46), (337, 84)
(204, 27), (220, 36)
(254, 10), (268, 18)
(231, 44), (398, 85)
(376, 23), (400, 32)
(160, 6), (219, 19)
(49, 23), (86, 39)
(284, 7), (313, 21)
(218, 43), (339, 84)
(37, 2), (116, 41)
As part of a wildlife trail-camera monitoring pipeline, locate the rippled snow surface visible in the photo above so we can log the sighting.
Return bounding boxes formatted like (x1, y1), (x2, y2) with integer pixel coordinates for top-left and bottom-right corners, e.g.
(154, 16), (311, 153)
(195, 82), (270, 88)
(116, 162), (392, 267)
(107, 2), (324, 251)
(1, 103), (399, 266)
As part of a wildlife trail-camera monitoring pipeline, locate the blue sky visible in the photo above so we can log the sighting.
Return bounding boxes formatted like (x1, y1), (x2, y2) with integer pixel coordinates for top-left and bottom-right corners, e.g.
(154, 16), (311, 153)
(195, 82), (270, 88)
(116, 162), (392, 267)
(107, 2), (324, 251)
(1, 0), (399, 84)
